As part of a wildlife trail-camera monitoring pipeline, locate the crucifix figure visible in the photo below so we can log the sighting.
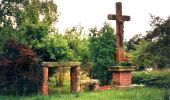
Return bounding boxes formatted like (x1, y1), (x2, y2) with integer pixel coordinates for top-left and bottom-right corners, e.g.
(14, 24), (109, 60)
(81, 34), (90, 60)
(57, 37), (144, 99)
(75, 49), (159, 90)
(107, 2), (130, 63)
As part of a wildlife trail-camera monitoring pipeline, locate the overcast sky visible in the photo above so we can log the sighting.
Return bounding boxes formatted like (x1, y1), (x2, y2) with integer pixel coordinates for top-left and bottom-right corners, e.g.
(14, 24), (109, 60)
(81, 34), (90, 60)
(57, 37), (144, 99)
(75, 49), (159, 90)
(54, 0), (170, 40)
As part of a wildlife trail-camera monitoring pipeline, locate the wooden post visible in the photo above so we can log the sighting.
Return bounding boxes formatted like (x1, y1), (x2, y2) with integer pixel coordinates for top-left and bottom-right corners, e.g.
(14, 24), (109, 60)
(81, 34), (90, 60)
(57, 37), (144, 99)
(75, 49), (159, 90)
(70, 66), (80, 93)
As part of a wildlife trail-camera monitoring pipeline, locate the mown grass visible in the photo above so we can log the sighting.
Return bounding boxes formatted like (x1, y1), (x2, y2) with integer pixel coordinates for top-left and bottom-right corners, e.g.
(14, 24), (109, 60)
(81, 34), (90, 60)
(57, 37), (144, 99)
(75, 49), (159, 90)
(0, 87), (169, 100)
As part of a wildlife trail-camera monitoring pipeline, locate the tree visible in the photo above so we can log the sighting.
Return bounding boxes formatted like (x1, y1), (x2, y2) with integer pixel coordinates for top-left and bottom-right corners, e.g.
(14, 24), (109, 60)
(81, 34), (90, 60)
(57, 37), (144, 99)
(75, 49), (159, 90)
(125, 34), (143, 52)
(89, 23), (116, 85)
(0, 0), (58, 28)
(0, 0), (58, 55)
(131, 15), (170, 69)
(64, 25), (90, 63)
(35, 34), (73, 61)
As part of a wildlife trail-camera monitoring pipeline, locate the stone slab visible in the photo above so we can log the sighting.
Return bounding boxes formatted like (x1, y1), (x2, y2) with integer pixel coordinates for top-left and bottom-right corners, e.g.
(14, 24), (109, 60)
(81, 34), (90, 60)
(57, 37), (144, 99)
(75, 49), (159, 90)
(108, 66), (135, 72)
(41, 62), (80, 68)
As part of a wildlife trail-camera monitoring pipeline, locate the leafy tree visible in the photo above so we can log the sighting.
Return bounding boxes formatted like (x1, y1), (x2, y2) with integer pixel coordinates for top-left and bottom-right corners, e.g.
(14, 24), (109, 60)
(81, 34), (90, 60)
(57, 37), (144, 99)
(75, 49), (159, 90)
(64, 26), (90, 62)
(125, 34), (143, 52)
(0, 0), (57, 28)
(131, 15), (170, 69)
(131, 40), (154, 67)
(35, 34), (73, 61)
(89, 23), (116, 85)
(0, 0), (58, 55)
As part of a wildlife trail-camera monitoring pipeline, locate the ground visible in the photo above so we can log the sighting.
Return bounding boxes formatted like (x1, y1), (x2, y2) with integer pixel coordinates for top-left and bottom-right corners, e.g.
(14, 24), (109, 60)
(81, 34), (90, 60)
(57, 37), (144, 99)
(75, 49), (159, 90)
(0, 87), (169, 100)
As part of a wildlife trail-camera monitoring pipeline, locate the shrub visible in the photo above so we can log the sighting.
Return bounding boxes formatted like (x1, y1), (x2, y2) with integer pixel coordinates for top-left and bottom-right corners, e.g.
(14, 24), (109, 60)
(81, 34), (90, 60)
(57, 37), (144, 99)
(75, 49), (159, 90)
(118, 61), (131, 66)
(33, 34), (73, 61)
(0, 39), (42, 95)
(132, 69), (170, 88)
(89, 23), (116, 85)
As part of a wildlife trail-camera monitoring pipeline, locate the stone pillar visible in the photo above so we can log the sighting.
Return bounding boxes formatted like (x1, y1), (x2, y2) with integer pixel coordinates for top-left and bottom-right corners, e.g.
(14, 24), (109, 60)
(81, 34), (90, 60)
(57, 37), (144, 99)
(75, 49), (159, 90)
(70, 66), (80, 93)
(41, 67), (48, 96)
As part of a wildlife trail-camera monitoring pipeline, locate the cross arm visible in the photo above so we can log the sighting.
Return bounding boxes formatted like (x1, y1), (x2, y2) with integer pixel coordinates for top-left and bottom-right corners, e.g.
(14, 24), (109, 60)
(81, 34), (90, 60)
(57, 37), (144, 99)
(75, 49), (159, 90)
(107, 14), (130, 21)
(108, 14), (116, 20)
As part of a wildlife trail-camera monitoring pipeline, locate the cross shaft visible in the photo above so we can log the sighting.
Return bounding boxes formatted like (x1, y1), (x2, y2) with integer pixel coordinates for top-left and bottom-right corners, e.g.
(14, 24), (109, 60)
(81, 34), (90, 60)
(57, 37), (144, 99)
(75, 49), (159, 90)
(107, 2), (130, 63)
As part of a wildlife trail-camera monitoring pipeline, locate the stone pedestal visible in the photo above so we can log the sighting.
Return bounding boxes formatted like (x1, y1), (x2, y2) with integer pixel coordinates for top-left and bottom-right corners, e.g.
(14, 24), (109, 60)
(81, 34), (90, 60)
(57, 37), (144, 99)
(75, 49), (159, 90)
(70, 66), (80, 93)
(108, 66), (135, 87)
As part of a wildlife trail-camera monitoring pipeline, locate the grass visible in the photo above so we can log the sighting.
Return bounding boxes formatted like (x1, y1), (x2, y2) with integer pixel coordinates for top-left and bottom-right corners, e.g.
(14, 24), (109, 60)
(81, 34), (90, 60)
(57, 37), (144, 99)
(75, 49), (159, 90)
(0, 87), (169, 100)
(1, 70), (170, 100)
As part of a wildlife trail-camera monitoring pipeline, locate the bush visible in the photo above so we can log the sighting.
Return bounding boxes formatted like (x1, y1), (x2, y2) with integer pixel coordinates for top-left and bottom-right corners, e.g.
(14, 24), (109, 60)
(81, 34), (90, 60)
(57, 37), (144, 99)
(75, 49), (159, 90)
(132, 69), (170, 88)
(34, 34), (73, 61)
(89, 23), (116, 85)
(0, 39), (42, 95)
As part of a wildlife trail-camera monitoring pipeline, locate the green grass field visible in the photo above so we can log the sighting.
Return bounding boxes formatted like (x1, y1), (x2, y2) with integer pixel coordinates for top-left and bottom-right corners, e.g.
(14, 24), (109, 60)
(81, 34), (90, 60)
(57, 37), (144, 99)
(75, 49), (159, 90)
(0, 87), (169, 100)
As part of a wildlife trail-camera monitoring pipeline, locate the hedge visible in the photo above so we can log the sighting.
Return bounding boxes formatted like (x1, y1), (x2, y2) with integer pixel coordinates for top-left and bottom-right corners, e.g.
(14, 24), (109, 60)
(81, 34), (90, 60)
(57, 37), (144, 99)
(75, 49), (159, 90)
(132, 69), (170, 88)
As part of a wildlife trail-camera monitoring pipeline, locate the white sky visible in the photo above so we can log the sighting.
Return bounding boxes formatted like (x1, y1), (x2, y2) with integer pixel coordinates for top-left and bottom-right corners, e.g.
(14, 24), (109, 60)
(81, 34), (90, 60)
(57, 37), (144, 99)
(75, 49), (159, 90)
(54, 0), (170, 40)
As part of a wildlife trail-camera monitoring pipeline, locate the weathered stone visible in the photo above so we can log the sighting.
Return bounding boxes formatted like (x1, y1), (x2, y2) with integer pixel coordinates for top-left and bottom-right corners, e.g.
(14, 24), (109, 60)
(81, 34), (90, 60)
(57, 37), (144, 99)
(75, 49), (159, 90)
(70, 66), (80, 93)
(107, 2), (130, 63)
(41, 62), (80, 68)
(40, 62), (81, 95)
(109, 66), (135, 86)
(80, 79), (99, 91)
(41, 67), (48, 96)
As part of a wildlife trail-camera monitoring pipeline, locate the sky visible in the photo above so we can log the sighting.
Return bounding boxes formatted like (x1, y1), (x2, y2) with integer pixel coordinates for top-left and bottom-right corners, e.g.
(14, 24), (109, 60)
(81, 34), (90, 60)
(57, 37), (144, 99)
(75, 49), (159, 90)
(54, 0), (170, 40)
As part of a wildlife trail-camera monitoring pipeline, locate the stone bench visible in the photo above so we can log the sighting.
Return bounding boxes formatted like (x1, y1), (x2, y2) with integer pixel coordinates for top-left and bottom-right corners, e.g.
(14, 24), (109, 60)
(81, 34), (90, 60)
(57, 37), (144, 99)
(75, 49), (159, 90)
(80, 79), (99, 91)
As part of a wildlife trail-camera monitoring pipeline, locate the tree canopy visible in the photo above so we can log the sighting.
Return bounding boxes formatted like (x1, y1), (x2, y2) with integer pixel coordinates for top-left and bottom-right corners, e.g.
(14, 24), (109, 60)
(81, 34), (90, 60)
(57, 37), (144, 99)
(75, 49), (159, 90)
(129, 16), (170, 69)
(0, 0), (58, 28)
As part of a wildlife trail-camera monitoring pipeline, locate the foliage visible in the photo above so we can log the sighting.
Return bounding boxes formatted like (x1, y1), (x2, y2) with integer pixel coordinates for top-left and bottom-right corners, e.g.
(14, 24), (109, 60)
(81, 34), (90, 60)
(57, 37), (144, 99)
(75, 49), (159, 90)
(0, 0), (58, 28)
(0, 27), (17, 54)
(0, 0), (58, 57)
(35, 34), (73, 61)
(89, 23), (116, 85)
(125, 34), (143, 52)
(130, 16), (170, 69)
(118, 61), (131, 66)
(131, 41), (154, 67)
(21, 23), (48, 46)
(0, 39), (42, 95)
(132, 69), (170, 88)
(64, 26), (90, 63)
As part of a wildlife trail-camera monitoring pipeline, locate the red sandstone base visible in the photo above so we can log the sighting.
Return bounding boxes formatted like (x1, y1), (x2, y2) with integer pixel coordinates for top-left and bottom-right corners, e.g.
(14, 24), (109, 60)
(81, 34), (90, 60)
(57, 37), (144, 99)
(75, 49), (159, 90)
(112, 71), (131, 86)
(108, 66), (135, 87)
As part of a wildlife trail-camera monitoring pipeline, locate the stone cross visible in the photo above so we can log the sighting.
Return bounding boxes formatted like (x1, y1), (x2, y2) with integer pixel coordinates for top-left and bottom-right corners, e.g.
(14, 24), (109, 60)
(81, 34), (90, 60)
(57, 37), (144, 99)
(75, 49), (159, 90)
(107, 2), (130, 63)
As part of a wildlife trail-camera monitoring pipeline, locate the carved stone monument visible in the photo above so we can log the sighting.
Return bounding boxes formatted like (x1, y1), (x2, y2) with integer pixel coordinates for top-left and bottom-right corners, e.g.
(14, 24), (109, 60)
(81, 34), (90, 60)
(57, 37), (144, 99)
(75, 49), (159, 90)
(108, 2), (130, 63)
(108, 2), (135, 87)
